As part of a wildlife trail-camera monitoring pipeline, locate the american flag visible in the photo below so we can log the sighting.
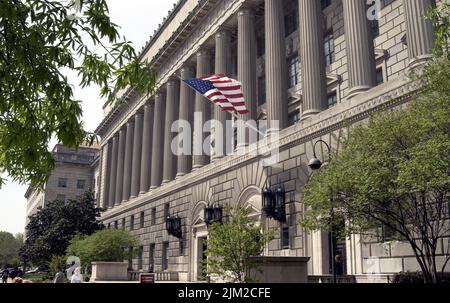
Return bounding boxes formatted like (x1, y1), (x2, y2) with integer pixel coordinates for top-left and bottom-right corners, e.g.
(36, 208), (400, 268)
(183, 74), (249, 115)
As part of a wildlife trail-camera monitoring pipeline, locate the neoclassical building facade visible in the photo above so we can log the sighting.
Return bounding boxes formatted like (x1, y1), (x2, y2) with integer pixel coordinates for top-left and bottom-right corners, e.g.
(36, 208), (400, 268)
(95, 0), (445, 282)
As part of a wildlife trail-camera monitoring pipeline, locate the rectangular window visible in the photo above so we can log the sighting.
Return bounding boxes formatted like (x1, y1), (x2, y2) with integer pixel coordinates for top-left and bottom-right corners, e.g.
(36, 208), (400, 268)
(151, 208), (156, 225)
(58, 178), (67, 188)
(140, 211), (145, 229)
(324, 32), (335, 66)
(122, 218), (126, 230)
(77, 179), (86, 190)
(376, 68), (384, 85)
(128, 247), (133, 270)
(130, 215), (135, 230)
(284, 10), (298, 37)
(149, 243), (155, 272)
(162, 242), (169, 271)
(281, 227), (290, 249)
(327, 92), (338, 108)
(258, 77), (266, 106)
(56, 194), (66, 202)
(179, 240), (184, 256)
(164, 203), (170, 219)
(321, 0), (332, 10)
(137, 246), (143, 270)
(287, 56), (300, 88)
(257, 34), (265, 57)
(371, 19), (380, 38)
(288, 110), (301, 126)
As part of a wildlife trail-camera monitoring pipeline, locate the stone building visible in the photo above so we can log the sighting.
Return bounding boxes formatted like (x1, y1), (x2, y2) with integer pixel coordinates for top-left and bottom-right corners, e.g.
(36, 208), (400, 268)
(95, 0), (447, 282)
(25, 144), (100, 224)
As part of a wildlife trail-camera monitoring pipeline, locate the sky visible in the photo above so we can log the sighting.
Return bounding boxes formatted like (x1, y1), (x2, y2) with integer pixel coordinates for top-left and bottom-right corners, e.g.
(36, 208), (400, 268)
(0, 0), (178, 235)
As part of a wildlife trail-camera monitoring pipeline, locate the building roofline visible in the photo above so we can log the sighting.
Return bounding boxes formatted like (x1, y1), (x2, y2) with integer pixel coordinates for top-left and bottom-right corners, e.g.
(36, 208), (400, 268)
(95, 0), (217, 137)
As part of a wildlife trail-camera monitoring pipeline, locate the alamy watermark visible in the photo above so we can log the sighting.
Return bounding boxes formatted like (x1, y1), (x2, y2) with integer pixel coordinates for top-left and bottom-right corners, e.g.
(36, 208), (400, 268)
(169, 114), (281, 167)
(367, 0), (382, 21)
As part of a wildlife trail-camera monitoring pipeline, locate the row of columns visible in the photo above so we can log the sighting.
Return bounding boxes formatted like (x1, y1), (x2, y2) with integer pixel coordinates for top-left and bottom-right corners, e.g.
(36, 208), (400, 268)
(102, 0), (435, 210)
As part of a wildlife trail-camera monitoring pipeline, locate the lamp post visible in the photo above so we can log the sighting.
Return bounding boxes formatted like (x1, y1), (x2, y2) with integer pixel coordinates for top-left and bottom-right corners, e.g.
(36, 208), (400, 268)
(308, 140), (337, 283)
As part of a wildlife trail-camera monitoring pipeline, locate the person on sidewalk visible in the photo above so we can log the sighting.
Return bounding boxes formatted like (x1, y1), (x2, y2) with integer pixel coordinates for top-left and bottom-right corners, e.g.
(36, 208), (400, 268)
(70, 267), (83, 283)
(53, 269), (65, 283)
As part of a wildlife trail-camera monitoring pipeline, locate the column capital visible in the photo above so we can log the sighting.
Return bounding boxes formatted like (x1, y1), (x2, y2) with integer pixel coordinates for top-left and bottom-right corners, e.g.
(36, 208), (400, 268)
(179, 65), (195, 75)
(155, 91), (166, 98)
(237, 7), (255, 17)
(196, 48), (212, 57)
(215, 28), (232, 39)
(167, 78), (179, 87)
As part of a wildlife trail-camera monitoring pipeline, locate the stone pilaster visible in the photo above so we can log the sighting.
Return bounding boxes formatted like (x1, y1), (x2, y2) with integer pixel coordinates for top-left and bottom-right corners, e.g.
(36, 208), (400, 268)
(177, 66), (195, 177)
(108, 136), (118, 209)
(343, 0), (377, 98)
(131, 112), (143, 198)
(150, 92), (166, 189)
(115, 128), (126, 205)
(140, 103), (154, 194)
(163, 80), (180, 184)
(213, 30), (231, 160)
(299, 0), (328, 117)
(265, 0), (288, 132)
(403, 0), (435, 68)
(237, 8), (257, 148)
(122, 121), (134, 202)
(193, 49), (212, 169)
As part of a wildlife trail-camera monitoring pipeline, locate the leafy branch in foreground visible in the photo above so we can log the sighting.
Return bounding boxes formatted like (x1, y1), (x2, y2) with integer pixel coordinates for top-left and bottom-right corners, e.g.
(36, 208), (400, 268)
(0, 0), (156, 188)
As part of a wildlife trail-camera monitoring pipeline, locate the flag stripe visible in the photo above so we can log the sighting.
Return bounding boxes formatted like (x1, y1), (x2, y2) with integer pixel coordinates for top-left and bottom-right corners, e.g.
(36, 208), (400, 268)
(184, 74), (249, 115)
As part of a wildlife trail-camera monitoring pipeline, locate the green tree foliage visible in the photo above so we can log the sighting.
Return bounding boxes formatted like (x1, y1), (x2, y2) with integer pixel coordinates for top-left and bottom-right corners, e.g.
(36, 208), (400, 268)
(66, 229), (138, 267)
(48, 255), (66, 276)
(20, 191), (103, 268)
(0, 232), (23, 267)
(0, 0), (156, 188)
(301, 5), (450, 284)
(205, 207), (273, 283)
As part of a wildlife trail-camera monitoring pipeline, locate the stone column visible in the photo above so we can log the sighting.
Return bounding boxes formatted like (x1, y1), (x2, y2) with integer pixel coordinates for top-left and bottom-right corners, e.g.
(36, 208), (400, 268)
(122, 122), (134, 202)
(162, 79), (180, 184)
(150, 92), (166, 189)
(299, 0), (328, 117)
(403, 0), (435, 67)
(343, 0), (377, 98)
(108, 136), (119, 209)
(115, 128), (126, 206)
(193, 49), (212, 169)
(101, 141), (112, 210)
(213, 30), (231, 160)
(131, 112), (143, 198)
(265, 0), (288, 132)
(177, 66), (195, 177)
(140, 103), (154, 193)
(237, 8), (257, 148)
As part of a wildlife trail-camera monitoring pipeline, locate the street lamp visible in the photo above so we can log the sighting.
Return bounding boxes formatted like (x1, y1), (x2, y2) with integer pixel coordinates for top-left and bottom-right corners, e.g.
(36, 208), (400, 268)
(308, 140), (337, 283)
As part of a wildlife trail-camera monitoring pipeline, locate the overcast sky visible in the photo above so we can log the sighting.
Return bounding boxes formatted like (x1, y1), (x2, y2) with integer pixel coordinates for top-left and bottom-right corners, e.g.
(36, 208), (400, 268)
(0, 0), (178, 235)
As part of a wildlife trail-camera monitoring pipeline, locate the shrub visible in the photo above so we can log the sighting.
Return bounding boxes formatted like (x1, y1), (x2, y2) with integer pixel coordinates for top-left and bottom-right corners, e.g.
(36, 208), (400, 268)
(49, 255), (67, 276)
(392, 272), (425, 284)
(66, 229), (139, 267)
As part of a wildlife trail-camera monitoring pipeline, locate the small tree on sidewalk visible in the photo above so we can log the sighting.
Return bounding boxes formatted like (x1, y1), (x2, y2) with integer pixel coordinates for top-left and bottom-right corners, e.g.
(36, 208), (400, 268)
(205, 207), (273, 283)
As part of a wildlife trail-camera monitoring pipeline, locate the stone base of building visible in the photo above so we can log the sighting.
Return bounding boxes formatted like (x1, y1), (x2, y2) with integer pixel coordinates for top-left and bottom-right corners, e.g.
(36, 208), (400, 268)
(90, 262), (129, 282)
(249, 257), (310, 283)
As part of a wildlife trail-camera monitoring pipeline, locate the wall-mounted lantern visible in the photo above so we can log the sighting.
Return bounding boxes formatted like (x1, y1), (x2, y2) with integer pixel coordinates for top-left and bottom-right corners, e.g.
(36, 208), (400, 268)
(262, 185), (286, 223)
(166, 215), (182, 238)
(204, 204), (223, 225)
